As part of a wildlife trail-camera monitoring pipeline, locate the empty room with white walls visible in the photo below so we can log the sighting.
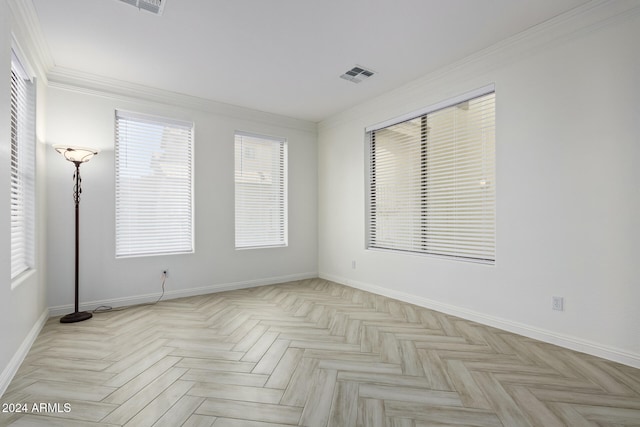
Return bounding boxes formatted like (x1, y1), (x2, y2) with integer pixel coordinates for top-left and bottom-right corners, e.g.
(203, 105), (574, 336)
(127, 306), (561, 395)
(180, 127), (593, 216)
(1, 0), (640, 425)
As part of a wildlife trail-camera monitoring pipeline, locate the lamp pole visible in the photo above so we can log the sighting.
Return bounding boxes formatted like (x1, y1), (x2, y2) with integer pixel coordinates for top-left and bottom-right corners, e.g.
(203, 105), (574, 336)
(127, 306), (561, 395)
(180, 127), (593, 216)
(72, 161), (82, 316)
(55, 145), (98, 324)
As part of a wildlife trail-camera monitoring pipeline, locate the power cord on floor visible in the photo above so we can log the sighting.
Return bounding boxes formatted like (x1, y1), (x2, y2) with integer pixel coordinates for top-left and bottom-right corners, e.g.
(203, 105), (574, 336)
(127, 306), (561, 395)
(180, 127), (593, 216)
(92, 271), (167, 313)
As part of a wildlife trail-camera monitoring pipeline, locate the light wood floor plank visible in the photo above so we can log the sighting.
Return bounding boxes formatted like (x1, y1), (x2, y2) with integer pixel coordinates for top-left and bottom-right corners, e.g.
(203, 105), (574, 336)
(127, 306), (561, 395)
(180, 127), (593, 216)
(182, 369), (269, 387)
(280, 357), (319, 407)
(507, 385), (565, 427)
(123, 380), (194, 427)
(359, 383), (462, 406)
(190, 382), (283, 404)
(384, 401), (502, 427)
(212, 419), (293, 427)
(196, 398), (302, 424)
(472, 371), (532, 427)
(182, 414), (217, 427)
(4, 414), (122, 426)
(357, 398), (386, 427)
(327, 380), (359, 427)
(21, 380), (116, 402)
(417, 348), (454, 391)
(299, 368), (338, 427)
(152, 395), (205, 427)
(398, 340), (424, 376)
(548, 402), (599, 426)
(24, 366), (115, 385)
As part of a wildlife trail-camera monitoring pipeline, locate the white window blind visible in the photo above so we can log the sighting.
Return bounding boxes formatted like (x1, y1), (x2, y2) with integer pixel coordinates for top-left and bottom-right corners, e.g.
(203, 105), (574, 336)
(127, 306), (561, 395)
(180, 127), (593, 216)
(10, 51), (36, 279)
(367, 90), (495, 262)
(235, 132), (288, 249)
(115, 111), (194, 258)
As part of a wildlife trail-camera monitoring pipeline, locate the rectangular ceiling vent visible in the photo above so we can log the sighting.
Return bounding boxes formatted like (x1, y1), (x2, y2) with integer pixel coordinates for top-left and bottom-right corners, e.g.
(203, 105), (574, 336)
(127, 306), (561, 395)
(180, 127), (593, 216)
(340, 65), (375, 84)
(118, 0), (165, 15)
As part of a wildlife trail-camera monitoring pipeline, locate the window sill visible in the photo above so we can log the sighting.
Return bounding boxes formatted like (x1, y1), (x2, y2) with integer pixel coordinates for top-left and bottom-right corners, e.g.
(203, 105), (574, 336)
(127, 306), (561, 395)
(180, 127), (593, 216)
(11, 268), (36, 290)
(235, 244), (288, 251)
(366, 247), (495, 266)
(115, 249), (195, 259)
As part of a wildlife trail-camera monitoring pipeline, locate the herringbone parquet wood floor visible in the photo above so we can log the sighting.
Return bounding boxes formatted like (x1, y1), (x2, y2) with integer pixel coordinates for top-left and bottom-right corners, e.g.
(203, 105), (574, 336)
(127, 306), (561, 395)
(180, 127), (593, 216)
(1, 278), (639, 426)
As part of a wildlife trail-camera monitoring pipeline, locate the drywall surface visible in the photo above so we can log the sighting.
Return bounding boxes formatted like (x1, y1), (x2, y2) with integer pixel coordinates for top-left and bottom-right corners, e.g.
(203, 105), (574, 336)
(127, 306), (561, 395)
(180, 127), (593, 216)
(45, 84), (318, 311)
(0, 0), (49, 397)
(318, 6), (640, 366)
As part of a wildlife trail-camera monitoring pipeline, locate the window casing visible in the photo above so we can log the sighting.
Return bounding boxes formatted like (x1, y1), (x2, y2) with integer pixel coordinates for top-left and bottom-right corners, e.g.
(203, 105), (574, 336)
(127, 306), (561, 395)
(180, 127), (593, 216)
(234, 132), (288, 249)
(366, 87), (495, 262)
(115, 111), (194, 258)
(10, 50), (36, 279)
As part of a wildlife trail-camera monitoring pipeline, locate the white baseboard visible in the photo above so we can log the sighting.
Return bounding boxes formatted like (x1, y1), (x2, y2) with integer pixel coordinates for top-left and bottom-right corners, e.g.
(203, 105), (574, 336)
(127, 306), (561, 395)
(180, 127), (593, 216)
(320, 273), (640, 369)
(0, 309), (48, 398)
(49, 272), (318, 317)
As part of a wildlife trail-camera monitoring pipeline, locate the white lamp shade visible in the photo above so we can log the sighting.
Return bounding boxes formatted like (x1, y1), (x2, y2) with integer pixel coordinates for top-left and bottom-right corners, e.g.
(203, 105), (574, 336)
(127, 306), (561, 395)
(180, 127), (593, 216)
(54, 145), (98, 163)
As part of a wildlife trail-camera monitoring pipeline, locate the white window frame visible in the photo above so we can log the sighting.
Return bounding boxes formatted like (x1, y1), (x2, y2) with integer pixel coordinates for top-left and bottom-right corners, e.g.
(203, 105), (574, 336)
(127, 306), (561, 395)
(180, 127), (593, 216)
(365, 85), (496, 263)
(234, 131), (288, 249)
(115, 110), (194, 258)
(10, 44), (36, 281)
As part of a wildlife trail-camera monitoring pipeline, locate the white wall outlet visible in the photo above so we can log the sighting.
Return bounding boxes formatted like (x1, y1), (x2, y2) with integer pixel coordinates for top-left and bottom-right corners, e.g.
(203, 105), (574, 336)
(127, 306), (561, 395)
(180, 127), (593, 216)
(351, 260), (356, 269)
(552, 296), (564, 311)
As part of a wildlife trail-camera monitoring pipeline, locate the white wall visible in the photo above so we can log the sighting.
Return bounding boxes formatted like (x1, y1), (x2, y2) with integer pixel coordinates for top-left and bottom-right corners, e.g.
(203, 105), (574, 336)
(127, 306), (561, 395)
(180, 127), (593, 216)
(45, 83), (318, 312)
(318, 5), (640, 367)
(0, 0), (49, 396)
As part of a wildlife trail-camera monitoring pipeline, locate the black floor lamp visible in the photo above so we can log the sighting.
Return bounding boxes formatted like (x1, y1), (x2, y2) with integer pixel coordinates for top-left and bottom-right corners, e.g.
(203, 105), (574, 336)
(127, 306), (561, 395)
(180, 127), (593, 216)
(54, 145), (98, 323)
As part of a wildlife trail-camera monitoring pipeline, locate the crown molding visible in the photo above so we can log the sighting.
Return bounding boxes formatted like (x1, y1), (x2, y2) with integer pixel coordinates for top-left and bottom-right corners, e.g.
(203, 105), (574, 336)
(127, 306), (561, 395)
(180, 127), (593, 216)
(319, 0), (640, 131)
(47, 67), (317, 134)
(7, 0), (54, 82)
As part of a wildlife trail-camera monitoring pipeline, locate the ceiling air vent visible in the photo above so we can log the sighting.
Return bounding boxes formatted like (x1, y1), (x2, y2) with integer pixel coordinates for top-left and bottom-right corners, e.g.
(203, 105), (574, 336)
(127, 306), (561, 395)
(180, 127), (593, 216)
(118, 0), (165, 15)
(340, 65), (375, 84)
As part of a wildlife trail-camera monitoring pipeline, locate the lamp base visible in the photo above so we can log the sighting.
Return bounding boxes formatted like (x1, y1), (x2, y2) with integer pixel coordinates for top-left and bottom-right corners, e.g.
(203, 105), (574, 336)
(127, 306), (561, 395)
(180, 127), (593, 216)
(60, 311), (93, 323)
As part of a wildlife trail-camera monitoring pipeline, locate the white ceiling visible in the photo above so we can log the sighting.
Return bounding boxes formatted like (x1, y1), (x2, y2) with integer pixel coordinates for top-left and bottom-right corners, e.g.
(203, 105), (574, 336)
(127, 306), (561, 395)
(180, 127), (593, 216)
(32, 0), (589, 122)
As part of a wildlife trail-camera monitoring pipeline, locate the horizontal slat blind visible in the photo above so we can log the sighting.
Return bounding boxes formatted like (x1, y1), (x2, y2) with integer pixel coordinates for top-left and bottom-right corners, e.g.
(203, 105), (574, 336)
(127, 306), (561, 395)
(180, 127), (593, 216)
(10, 54), (36, 279)
(368, 92), (495, 262)
(235, 132), (288, 249)
(115, 111), (194, 257)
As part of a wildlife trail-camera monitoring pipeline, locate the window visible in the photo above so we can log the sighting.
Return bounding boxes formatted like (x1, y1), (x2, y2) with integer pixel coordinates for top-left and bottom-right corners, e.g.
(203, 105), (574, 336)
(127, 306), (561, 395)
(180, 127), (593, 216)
(115, 111), (194, 257)
(366, 86), (495, 262)
(234, 132), (288, 249)
(10, 49), (36, 279)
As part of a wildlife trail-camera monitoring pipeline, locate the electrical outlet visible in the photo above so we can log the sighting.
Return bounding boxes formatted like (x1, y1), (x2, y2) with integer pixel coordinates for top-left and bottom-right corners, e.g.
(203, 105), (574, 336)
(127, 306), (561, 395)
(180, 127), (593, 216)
(552, 296), (564, 311)
(351, 260), (356, 269)
(163, 269), (169, 278)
